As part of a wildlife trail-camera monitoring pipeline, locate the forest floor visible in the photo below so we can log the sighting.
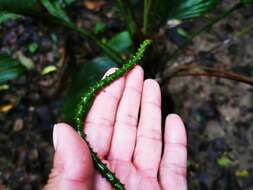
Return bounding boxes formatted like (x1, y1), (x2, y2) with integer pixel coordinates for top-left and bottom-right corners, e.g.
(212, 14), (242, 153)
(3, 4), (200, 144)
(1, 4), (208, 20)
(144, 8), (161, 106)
(0, 1), (253, 189)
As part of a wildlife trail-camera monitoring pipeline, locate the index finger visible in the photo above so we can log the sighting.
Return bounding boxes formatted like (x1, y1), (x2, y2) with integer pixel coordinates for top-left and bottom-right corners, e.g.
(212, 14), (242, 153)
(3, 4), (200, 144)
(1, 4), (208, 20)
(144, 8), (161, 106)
(84, 68), (126, 158)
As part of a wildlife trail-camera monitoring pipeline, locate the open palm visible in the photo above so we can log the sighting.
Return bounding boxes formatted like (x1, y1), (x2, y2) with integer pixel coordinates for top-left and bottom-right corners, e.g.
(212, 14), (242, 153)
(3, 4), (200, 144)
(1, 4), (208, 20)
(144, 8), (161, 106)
(44, 66), (187, 190)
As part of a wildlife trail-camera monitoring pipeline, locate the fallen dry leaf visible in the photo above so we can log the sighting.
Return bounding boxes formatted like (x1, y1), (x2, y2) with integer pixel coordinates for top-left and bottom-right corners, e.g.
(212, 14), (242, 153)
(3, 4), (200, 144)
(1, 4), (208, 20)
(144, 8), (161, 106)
(84, 0), (106, 11)
(13, 118), (24, 132)
(0, 104), (14, 113)
(235, 170), (249, 177)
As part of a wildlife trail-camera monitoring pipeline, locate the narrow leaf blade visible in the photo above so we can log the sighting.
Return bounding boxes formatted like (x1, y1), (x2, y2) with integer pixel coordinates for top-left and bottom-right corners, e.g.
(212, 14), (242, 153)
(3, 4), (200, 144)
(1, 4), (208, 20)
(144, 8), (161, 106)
(0, 55), (25, 83)
(0, 12), (20, 24)
(41, 0), (71, 22)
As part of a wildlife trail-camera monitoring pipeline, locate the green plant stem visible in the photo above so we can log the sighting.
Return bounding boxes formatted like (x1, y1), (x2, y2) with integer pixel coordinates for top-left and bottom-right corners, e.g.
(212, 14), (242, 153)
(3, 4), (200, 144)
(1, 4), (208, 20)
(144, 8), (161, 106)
(143, 0), (151, 34)
(169, 2), (243, 63)
(68, 24), (123, 65)
(45, 16), (124, 66)
(75, 40), (152, 190)
(43, 5), (124, 66)
(51, 6), (124, 66)
(117, 0), (136, 38)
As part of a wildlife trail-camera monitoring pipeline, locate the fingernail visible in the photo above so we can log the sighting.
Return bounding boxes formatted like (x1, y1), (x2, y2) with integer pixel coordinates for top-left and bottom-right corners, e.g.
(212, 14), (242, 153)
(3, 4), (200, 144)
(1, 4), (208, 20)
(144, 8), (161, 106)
(102, 67), (118, 79)
(53, 124), (59, 150)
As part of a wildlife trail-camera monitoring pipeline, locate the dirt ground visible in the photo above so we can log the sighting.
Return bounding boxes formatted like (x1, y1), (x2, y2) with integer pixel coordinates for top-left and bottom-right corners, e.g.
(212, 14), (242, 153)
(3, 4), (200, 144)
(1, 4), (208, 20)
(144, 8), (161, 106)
(168, 3), (253, 188)
(0, 1), (253, 190)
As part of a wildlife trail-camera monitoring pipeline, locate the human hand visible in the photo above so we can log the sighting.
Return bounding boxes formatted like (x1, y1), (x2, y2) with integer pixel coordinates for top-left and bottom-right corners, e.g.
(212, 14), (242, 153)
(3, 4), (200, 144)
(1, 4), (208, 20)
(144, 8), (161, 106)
(44, 66), (187, 190)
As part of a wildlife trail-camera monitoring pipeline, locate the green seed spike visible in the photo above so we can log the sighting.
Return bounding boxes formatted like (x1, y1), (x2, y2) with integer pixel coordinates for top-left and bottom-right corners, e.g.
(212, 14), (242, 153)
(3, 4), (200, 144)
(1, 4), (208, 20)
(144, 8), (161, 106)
(74, 39), (152, 190)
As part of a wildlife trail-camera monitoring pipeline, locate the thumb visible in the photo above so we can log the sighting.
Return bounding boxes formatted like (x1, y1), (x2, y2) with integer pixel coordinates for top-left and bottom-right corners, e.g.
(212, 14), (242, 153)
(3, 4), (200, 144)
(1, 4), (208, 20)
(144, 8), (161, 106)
(44, 123), (94, 190)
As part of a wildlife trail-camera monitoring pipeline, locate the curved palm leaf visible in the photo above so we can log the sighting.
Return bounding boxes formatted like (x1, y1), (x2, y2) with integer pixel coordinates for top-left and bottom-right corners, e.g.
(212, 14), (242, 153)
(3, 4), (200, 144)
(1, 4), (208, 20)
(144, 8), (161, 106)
(152, 0), (220, 26)
(169, 0), (220, 19)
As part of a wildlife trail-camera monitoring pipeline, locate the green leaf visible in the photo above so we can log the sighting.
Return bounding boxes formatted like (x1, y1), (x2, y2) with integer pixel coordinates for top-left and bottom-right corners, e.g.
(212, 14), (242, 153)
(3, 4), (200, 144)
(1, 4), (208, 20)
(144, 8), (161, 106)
(170, 0), (219, 20)
(63, 57), (117, 122)
(93, 22), (106, 34)
(40, 0), (71, 22)
(176, 27), (190, 38)
(0, 12), (20, 24)
(107, 31), (132, 53)
(0, 54), (25, 83)
(152, 0), (219, 25)
(217, 155), (232, 167)
(63, 0), (75, 5)
(28, 42), (39, 54)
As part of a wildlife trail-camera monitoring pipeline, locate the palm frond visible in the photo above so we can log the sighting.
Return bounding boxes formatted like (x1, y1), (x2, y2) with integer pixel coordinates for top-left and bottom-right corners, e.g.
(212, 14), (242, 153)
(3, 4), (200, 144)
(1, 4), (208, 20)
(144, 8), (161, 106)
(152, 0), (220, 27)
(169, 0), (219, 19)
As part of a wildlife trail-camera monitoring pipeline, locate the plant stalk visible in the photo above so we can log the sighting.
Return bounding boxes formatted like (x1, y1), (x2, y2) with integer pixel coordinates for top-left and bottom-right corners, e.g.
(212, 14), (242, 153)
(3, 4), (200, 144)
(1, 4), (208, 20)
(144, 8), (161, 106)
(117, 0), (136, 38)
(173, 69), (253, 86)
(143, 0), (152, 34)
(68, 24), (123, 65)
(161, 64), (253, 86)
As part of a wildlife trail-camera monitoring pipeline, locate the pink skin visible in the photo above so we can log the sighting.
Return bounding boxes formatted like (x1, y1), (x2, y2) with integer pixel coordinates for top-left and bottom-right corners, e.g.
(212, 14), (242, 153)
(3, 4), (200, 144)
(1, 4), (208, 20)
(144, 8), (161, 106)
(44, 66), (187, 190)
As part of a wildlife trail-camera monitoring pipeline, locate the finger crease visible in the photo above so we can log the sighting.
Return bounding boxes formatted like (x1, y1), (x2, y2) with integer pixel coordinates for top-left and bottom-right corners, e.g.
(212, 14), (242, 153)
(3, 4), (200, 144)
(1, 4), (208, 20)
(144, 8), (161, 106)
(85, 117), (114, 127)
(160, 164), (187, 177)
(125, 85), (142, 94)
(164, 141), (187, 148)
(116, 114), (138, 127)
(142, 100), (161, 109)
(115, 120), (137, 129)
(138, 128), (162, 141)
(137, 134), (162, 142)
(136, 167), (158, 178)
(101, 89), (121, 101)
(85, 120), (113, 129)
(63, 174), (93, 185)
(108, 157), (131, 164)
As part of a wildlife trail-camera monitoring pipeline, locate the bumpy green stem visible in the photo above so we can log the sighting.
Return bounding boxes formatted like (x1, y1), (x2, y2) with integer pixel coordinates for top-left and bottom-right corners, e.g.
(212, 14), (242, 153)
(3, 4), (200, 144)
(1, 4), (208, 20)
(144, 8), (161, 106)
(75, 40), (152, 190)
